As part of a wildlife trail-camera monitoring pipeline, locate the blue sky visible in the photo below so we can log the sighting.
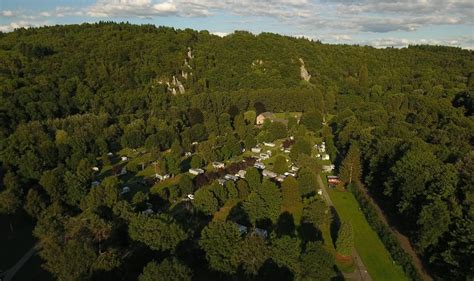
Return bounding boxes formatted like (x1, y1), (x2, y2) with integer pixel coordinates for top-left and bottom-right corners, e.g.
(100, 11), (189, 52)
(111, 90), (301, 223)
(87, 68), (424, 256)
(1, 0), (473, 49)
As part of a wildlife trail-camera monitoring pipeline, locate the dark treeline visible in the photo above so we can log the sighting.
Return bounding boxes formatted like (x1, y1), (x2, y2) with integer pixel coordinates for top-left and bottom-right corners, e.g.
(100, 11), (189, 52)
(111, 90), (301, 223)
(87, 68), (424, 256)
(0, 22), (472, 281)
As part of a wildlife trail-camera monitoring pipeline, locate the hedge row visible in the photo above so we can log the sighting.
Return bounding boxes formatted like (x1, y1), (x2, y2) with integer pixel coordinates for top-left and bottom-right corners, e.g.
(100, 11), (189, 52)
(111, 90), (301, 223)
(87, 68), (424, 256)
(350, 183), (422, 281)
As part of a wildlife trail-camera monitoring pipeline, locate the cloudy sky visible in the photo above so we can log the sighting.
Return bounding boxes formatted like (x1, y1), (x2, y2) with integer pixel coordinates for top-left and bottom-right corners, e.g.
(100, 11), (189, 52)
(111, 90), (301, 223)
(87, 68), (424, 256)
(1, 0), (473, 49)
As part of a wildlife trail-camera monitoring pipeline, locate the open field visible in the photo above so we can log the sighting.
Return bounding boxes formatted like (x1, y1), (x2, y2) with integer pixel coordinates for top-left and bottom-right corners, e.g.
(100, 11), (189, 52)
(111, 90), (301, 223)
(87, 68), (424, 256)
(328, 189), (408, 281)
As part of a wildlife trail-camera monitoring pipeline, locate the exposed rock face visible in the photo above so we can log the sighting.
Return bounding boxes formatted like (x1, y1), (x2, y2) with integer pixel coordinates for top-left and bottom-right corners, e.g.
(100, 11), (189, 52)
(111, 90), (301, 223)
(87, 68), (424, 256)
(187, 47), (194, 59)
(299, 58), (311, 82)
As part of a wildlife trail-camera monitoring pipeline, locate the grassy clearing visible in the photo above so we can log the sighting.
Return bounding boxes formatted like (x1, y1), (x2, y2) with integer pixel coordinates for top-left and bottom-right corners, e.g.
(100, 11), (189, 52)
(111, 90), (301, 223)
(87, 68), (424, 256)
(150, 175), (181, 195)
(213, 199), (241, 222)
(281, 184), (303, 226)
(328, 189), (408, 281)
(273, 112), (302, 119)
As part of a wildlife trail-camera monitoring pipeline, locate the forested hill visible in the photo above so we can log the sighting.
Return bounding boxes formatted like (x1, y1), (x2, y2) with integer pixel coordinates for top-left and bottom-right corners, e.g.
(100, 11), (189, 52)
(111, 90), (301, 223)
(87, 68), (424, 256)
(0, 22), (473, 281)
(0, 22), (472, 133)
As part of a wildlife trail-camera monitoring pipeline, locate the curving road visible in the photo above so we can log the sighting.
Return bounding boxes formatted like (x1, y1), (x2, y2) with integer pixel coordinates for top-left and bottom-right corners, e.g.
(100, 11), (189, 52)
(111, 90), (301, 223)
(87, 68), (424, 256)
(2, 244), (37, 281)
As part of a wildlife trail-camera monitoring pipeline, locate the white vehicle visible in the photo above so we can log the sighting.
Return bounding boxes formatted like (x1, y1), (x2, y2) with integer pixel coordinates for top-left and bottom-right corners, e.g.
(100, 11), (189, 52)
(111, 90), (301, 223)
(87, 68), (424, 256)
(284, 172), (296, 177)
(254, 162), (266, 170)
(236, 170), (247, 178)
(224, 174), (239, 181)
(263, 142), (275, 147)
(92, 167), (99, 172)
(212, 162), (225, 169)
(187, 194), (195, 200)
(189, 168), (204, 175)
(259, 153), (270, 160)
(121, 186), (130, 194)
(251, 147), (261, 153)
(262, 169), (277, 178)
(121, 156), (128, 161)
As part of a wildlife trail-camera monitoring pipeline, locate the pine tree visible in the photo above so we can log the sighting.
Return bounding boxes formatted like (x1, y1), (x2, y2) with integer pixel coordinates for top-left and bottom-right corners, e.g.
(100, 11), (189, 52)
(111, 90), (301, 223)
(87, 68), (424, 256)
(339, 144), (361, 185)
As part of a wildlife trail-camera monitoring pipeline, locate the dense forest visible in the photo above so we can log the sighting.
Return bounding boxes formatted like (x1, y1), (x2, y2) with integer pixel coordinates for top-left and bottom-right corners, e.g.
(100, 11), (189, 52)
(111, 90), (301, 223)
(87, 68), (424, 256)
(0, 22), (472, 281)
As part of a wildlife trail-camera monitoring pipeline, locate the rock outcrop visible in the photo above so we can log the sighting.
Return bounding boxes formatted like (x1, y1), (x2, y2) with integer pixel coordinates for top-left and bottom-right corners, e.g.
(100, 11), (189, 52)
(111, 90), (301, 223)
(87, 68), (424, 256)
(299, 58), (311, 82)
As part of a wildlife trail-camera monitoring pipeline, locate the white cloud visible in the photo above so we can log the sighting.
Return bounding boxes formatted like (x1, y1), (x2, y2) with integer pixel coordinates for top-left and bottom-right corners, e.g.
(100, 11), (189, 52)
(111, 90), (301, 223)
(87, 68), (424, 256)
(87, 0), (178, 17)
(1, 10), (14, 17)
(211, 31), (229, 37)
(0, 21), (41, 32)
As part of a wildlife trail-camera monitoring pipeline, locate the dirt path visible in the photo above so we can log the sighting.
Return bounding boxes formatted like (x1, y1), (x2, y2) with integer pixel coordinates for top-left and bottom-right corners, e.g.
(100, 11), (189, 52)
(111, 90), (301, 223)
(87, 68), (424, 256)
(316, 175), (372, 281)
(2, 244), (37, 281)
(354, 183), (433, 281)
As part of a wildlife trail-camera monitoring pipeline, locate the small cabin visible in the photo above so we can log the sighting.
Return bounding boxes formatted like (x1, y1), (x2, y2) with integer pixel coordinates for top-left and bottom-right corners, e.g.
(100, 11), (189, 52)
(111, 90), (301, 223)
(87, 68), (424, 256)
(262, 169), (277, 178)
(212, 162), (225, 169)
(189, 168), (204, 175)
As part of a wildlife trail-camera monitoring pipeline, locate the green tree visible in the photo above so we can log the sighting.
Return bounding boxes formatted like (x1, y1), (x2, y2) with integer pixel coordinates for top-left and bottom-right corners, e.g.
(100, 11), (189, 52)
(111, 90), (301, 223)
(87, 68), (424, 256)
(300, 242), (334, 281)
(237, 234), (269, 275)
(290, 138), (312, 160)
(193, 186), (219, 215)
(245, 167), (261, 191)
(128, 214), (187, 252)
(273, 155), (288, 175)
(24, 188), (48, 219)
(179, 174), (194, 195)
(336, 221), (353, 257)
(199, 221), (241, 274)
(243, 181), (282, 225)
(417, 199), (451, 250)
(302, 199), (327, 227)
(139, 259), (192, 281)
(339, 144), (361, 185)
(297, 168), (317, 197)
(271, 235), (301, 275)
(300, 111), (323, 132)
(190, 154), (202, 169)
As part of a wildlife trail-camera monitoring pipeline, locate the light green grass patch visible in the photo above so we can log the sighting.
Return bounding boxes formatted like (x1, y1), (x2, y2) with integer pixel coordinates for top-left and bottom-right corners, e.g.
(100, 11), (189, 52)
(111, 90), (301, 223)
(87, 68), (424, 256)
(328, 189), (408, 281)
(213, 199), (241, 222)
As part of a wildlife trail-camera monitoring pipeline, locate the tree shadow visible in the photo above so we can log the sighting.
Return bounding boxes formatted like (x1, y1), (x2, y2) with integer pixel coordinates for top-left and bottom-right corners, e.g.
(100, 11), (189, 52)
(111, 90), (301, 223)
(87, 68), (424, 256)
(227, 202), (250, 226)
(275, 212), (296, 237)
(258, 259), (293, 281)
(299, 222), (322, 243)
(330, 206), (341, 248)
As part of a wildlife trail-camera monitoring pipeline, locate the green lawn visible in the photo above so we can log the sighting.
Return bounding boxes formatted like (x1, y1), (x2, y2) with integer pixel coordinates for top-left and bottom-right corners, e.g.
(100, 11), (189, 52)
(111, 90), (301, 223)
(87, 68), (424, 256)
(213, 199), (241, 222)
(328, 190), (408, 281)
(273, 112), (302, 120)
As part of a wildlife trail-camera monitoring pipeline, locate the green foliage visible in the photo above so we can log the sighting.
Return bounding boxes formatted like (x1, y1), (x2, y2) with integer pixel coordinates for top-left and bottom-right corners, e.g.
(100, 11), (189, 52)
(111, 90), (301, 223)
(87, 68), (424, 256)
(128, 214), (187, 252)
(139, 259), (192, 281)
(336, 221), (353, 257)
(193, 186), (219, 215)
(302, 198), (327, 227)
(190, 154), (203, 168)
(199, 221), (241, 274)
(243, 181), (282, 225)
(0, 23), (472, 281)
(273, 155), (288, 175)
(236, 234), (269, 275)
(300, 110), (323, 132)
(267, 122), (287, 141)
(300, 242), (335, 281)
(178, 174), (194, 195)
(281, 176), (302, 225)
(245, 167), (261, 191)
(339, 143), (361, 185)
(290, 138), (312, 160)
(270, 235), (301, 274)
(297, 168), (317, 197)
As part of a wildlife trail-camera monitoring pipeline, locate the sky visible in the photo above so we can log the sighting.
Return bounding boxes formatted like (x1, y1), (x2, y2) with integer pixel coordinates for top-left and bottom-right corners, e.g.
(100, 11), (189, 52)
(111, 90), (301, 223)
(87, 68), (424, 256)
(0, 0), (473, 49)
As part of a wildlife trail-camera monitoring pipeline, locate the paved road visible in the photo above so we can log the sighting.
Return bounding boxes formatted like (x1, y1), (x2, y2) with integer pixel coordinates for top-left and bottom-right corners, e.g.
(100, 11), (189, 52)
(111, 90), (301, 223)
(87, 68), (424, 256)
(2, 245), (37, 281)
(316, 174), (372, 281)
